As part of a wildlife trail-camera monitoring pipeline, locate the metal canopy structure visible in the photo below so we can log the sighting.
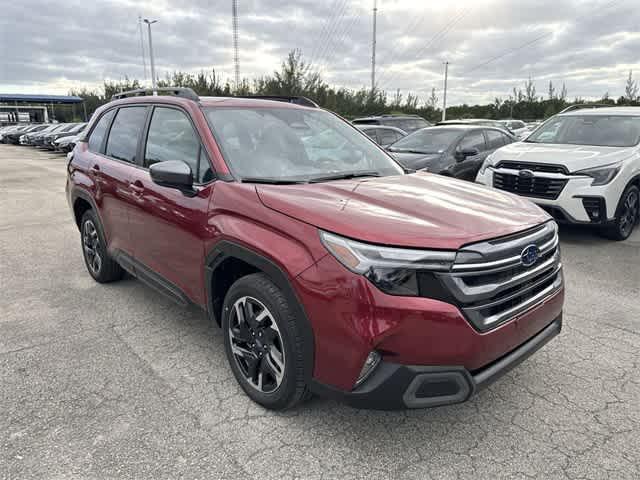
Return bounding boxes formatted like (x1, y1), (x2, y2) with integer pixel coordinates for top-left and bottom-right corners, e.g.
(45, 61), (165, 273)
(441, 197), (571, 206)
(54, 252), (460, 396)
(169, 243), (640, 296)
(0, 94), (83, 104)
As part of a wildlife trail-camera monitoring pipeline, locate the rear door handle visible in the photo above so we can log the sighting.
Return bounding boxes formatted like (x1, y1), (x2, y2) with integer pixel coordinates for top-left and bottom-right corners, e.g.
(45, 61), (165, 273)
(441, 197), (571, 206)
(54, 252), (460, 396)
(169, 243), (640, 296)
(91, 164), (100, 172)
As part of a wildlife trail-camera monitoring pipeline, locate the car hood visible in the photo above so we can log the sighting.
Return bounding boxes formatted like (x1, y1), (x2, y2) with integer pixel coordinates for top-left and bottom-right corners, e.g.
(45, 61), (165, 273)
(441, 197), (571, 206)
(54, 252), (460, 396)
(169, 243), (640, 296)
(256, 173), (549, 250)
(389, 152), (443, 170)
(56, 135), (78, 144)
(493, 142), (636, 172)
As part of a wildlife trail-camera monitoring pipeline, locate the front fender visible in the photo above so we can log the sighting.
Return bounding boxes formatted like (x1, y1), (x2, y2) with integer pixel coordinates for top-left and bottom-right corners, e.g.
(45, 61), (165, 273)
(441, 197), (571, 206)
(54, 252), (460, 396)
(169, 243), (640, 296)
(204, 240), (316, 384)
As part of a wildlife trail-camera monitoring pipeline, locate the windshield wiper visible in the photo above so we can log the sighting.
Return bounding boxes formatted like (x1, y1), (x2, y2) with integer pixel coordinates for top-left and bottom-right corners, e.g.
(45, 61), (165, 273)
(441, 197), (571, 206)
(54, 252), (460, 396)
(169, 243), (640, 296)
(241, 177), (307, 185)
(308, 171), (381, 183)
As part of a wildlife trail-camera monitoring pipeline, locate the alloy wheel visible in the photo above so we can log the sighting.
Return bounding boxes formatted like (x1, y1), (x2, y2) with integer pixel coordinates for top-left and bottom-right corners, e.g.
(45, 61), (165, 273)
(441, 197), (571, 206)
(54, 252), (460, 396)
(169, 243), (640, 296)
(82, 219), (102, 275)
(619, 190), (639, 238)
(227, 296), (286, 393)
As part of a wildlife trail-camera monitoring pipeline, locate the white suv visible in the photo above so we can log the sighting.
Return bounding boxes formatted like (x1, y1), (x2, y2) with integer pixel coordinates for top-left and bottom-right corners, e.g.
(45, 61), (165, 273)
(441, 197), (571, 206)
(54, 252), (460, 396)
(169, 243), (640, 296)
(476, 107), (640, 240)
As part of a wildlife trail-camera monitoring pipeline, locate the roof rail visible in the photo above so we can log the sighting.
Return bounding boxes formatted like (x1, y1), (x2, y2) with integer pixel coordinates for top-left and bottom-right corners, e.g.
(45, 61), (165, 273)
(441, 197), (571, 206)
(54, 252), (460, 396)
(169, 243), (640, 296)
(558, 104), (612, 114)
(111, 87), (199, 102)
(236, 95), (319, 108)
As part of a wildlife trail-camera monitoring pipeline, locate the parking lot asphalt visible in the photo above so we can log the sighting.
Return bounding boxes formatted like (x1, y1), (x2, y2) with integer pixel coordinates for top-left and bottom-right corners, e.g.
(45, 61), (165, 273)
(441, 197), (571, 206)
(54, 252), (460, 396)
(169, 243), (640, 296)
(0, 144), (638, 480)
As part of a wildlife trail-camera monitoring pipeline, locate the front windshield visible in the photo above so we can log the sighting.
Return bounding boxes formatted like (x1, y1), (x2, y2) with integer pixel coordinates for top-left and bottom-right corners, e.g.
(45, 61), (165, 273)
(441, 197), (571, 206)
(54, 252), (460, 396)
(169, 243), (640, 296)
(388, 128), (461, 154)
(526, 115), (640, 147)
(204, 107), (403, 182)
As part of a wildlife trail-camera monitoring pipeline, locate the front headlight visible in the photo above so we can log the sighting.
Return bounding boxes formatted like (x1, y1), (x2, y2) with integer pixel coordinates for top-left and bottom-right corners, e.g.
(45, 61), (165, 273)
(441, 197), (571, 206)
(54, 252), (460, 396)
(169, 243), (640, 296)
(319, 231), (455, 296)
(478, 153), (495, 176)
(574, 162), (621, 186)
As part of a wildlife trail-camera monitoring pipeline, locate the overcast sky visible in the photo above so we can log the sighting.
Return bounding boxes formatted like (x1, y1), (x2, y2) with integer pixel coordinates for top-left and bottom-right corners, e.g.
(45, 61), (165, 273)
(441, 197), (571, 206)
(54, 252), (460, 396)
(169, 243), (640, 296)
(0, 0), (638, 105)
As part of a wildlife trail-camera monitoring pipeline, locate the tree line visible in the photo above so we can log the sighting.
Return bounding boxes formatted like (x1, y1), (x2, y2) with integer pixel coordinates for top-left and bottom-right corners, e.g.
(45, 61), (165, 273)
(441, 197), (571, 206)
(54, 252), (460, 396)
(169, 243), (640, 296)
(65, 50), (640, 123)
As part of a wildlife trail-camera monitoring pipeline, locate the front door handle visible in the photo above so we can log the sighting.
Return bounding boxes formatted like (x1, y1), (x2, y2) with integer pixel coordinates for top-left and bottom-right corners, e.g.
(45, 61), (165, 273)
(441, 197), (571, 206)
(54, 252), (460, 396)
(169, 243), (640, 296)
(130, 180), (144, 193)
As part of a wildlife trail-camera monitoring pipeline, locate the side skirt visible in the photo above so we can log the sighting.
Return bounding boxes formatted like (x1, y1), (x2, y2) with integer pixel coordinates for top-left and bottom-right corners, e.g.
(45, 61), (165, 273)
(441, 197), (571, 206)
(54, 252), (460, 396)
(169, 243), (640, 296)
(112, 249), (191, 307)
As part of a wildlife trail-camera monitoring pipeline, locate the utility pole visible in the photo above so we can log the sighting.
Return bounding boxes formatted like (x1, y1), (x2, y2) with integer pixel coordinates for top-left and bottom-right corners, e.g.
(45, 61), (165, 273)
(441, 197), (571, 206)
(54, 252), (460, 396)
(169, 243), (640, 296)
(138, 15), (148, 82)
(442, 61), (449, 121)
(232, 0), (240, 89)
(371, 0), (377, 93)
(144, 19), (158, 94)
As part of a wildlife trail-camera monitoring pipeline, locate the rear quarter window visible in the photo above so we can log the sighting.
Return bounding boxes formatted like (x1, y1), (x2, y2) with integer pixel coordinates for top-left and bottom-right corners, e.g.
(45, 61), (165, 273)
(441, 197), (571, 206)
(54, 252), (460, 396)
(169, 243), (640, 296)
(88, 110), (115, 153)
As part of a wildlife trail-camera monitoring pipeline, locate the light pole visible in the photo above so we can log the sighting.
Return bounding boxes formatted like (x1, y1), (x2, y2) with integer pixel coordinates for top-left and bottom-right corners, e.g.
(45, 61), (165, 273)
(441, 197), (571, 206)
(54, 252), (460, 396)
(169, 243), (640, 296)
(232, 0), (240, 89)
(371, 0), (377, 93)
(442, 61), (449, 121)
(138, 15), (148, 81)
(144, 19), (158, 94)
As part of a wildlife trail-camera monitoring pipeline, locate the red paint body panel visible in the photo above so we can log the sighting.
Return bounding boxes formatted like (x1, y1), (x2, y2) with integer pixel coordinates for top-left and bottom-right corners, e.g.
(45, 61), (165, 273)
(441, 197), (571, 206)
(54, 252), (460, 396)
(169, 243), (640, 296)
(127, 168), (213, 306)
(204, 182), (325, 277)
(296, 254), (564, 390)
(257, 172), (550, 249)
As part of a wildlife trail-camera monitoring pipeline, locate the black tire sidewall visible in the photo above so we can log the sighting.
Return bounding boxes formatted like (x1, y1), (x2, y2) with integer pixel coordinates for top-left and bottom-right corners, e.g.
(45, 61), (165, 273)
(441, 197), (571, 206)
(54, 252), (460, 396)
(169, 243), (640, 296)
(610, 185), (639, 240)
(80, 210), (117, 282)
(222, 274), (302, 410)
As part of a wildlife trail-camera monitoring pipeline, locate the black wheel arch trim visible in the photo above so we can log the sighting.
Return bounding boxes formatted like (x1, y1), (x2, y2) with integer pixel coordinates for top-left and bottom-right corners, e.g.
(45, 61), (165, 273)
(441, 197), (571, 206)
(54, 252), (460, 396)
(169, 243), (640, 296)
(204, 240), (316, 383)
(602, 175), (640, 224)
(70, 187), (105, 232)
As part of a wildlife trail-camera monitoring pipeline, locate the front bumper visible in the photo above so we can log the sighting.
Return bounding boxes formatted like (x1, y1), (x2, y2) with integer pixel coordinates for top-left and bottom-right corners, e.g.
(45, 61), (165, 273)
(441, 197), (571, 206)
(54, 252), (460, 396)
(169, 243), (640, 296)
(476, 166), (627, 223)
(311, 315), (562, 409)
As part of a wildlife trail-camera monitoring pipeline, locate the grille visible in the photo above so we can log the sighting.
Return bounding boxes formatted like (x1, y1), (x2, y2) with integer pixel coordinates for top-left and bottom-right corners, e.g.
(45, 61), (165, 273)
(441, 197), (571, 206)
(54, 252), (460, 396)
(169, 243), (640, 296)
(436, 221), (563, 332)
(493, 172), (567, 200)
(497, 161), (568, 174)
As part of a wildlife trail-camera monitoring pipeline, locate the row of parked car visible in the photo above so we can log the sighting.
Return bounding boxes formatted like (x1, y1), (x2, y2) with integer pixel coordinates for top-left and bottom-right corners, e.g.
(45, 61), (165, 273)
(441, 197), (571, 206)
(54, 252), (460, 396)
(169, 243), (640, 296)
(352, 115), (525, 181)
(351, 108), (639, 240)
(353, 115), (536, 142)
(0, 122), (86, 152)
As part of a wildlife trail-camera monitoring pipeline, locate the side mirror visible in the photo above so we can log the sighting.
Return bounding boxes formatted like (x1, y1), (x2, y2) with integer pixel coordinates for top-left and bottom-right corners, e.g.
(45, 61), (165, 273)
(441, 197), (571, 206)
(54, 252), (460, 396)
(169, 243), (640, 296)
(455, 147), (479, 161)
(149, 160), (196, 196)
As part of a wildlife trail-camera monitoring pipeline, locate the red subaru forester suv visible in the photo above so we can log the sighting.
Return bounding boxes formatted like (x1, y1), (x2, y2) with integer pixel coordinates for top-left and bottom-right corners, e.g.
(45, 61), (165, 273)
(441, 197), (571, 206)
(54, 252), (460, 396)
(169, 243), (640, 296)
(66, 88), (564, 410)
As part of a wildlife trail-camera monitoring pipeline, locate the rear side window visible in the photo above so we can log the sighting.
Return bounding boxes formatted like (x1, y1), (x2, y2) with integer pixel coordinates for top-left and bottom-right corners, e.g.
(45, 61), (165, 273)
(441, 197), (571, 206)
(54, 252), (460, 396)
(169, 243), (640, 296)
(486, 130), (506, 149)
(459, 131), (486, 151)
(144, 107), (210, 183)
(500, 131), (514, 145)
(410, 119), (429, 131)
(88, 110), (115, 153)
(362, 129), (378, 142)
(378, 129), (398, 145)
(396, 120), (413, 131)
(105, 107), (147, 163)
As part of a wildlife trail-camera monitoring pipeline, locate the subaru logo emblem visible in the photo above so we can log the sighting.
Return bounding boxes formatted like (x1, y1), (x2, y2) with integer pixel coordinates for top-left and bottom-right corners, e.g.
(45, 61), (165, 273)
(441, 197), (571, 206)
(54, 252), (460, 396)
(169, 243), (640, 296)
(519, 169), (534, 178)
(520, 244), (540, 267)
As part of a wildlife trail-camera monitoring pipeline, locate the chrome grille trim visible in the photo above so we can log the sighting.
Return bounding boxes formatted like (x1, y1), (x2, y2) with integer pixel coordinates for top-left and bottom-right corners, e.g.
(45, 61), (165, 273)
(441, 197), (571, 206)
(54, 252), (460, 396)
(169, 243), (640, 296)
(463, 271), (563, 332)
(436, 221), (563, 332)
(451, 235), (558, 273)
(443, 250), (560, 303)
(495, 161), (569, 175)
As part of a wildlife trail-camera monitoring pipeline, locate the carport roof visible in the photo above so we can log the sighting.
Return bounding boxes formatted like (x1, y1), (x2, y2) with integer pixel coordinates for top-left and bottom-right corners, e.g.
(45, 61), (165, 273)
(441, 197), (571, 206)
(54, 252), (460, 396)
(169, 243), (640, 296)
(0, 94), (84, 104)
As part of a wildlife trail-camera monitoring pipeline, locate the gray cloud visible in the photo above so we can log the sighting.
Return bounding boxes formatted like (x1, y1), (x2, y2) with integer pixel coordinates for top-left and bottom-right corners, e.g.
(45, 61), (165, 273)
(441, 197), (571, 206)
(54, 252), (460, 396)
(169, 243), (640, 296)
(0, 0), (638, 105)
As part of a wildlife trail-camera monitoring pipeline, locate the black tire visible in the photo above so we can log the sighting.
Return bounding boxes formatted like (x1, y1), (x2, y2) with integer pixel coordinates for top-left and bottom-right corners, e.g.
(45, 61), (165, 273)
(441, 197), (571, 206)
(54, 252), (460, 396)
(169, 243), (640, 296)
(222, 273), (309, 410)
(80, 210), (124, 283)
(600, 185), (639, 241)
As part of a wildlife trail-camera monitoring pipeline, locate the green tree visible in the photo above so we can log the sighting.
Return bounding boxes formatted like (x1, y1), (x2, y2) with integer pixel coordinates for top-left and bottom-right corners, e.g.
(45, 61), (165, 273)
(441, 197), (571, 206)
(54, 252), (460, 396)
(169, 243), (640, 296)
(547, 81), (555, 100)
(624, 70), (638, 102)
